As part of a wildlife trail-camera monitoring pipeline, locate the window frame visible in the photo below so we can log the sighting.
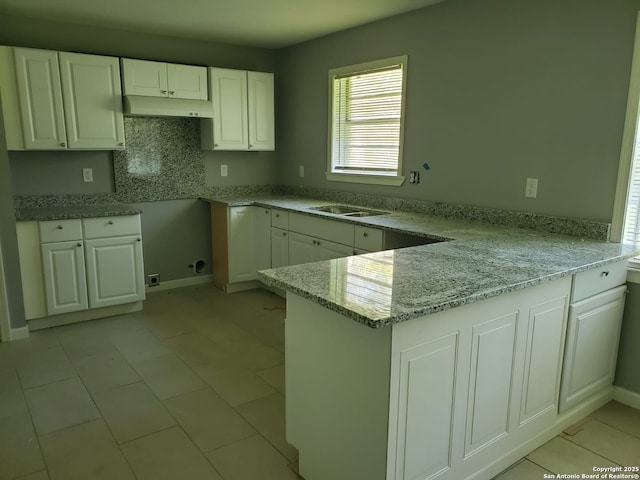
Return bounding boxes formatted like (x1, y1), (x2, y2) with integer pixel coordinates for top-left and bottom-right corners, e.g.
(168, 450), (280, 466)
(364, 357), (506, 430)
(326, 55), (408, 186)
(611, 12), (640, 273)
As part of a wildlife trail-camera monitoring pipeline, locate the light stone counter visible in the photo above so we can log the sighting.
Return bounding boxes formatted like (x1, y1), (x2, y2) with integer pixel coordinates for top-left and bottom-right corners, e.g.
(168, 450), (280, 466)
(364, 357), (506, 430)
(205, 195), (640, 328)
(15, 204), (143, 222)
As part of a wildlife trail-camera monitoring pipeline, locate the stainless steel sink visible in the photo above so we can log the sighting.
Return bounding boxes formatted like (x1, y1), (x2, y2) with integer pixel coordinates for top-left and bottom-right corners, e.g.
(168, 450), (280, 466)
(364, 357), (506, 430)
(309, 205), (388, 217)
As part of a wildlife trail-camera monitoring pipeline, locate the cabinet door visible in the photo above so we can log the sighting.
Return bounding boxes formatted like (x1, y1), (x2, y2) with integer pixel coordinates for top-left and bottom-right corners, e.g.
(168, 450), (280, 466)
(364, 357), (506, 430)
(559, 285), (626, 412)
(255, 208), (272, 271)
(59, 52), (125, 150)
(167, 64), (208, 100)
(84, 235), (145, 309)
(288, 232), (315, 266)
(208, 68), (248, 150)
(14, 48), (67, 150)
(314, 239), (353, 261)
(121, 58), (168, 97)
(247, 71), (275, 151)
(271, 227), (289, 268)
(228, 206), (258, 283)
(0, 46), (25, 150)
(41, 241), (88, 315)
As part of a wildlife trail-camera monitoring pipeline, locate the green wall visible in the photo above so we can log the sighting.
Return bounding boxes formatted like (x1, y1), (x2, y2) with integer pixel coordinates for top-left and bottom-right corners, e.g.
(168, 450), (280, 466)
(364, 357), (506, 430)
(276, 0), (640, 222)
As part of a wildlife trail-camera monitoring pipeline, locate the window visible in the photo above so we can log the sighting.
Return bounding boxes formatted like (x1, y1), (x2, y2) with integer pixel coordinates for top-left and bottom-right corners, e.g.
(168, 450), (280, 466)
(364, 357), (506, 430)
(327, 56), (407, 186)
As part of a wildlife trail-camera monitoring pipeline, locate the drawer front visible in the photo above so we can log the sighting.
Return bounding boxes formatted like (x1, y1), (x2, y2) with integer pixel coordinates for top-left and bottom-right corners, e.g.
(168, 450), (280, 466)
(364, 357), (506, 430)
(39, 219), (83, 243)
(289, 213), (354, 246)
(354, 226), (383, 252)
(571, 260), (628, 302)
(83, 215), (141, 239)
(271, 209), (289, 230)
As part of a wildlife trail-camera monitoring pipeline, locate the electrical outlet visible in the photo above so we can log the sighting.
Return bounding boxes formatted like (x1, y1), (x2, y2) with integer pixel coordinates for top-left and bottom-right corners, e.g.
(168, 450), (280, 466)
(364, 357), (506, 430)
(525, 178), (538, 198)
(82, 168), (93, 183)
(299, 165), (305, 178)
(409, 171), (420, 184)
(221, 165), (228, 177)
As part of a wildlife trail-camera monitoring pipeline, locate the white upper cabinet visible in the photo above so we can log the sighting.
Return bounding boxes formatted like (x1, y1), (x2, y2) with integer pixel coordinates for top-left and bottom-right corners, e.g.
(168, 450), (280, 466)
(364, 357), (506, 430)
(14, 47), (125, 150)
(14, 48), (67, 150)
(247, 71), (275, 151)
(59, 52), (125, 150)
(121, 58), (207, 100)
(202, 67), (275, 151)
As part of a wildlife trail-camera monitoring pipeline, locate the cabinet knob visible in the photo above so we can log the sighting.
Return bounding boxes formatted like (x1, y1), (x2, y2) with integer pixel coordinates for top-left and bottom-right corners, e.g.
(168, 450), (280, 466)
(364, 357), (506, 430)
(169, 91), (175, 95)
(214, 144), (219, 147)
(265, 210), (269, 214)
(108, 220), (114, 225)
(77, 242), (82, 247)
(160, 89), (167, 94)
(57, 225), (63, 230)
(249, 144), (253, 149)
(137, 238), (141, 242)
(60, 142), (66, 147)
(275, 213), (280, 218)
(119, 142), (124, 147)
(601, 271), (610, 277)
(363, 232), (369, 237)
(282, 232), (287, 236)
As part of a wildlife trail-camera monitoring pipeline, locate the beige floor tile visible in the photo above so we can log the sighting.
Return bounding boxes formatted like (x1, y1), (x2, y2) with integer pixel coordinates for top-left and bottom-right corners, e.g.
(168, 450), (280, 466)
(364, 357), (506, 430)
(207, 434), (299, 480)
(111, 330), (171, 363)
(494, 459), (551, 479)
(17, 346), (76, 389)
(9, 330), (60, 363)
(92, 381), (176, 443)
(132, 353), (205, 400)
(590, 401), (640, 439)
(235, 392), (298, 460)
(94, 314), (147, 339)
(0, 412), (45, 479)
(162, 333), (232, 368)
(197, 319), (256, 344)
(256, 364), (285, 395)
(195, 363), (275, 407)
(15, 470), (50, 480)
(39, 418), (135, 480)
(0, 367), (22, 393)
(0, 388), (28, 421)
(134, 310), (197, 339)
(72, 351), (140, 394)
(223, 342), (285, 371)
(563, 418), (640, 466)
(163, 387), (256, 452)
(55, 324), (117, 360)
(25, 377), (100, 436)
(527, 436), (619, 474)
(121, 426), (223, 480)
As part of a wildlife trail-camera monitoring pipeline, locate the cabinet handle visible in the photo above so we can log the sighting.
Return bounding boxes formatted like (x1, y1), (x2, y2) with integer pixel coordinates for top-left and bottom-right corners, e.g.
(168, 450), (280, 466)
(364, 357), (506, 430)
(77, 242), (82, 247)
(160, 89), (167, 94)
(108, 220), (114, 225)
(60, 142), (66, 147)
(601, 271), (610, 277)
(363, 232), (369, 237)
(57, 225), (63, 230)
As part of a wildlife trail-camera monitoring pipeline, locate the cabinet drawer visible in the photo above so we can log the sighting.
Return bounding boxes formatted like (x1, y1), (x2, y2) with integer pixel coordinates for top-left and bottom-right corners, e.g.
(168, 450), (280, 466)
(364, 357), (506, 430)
(39, 219), (83, 243)
(289, 213), (354, 246)
(571, 260), (628, 302)
(271, 209), (289, 229)
(83, 215), (141, 239)
(354, 226), (383, 252)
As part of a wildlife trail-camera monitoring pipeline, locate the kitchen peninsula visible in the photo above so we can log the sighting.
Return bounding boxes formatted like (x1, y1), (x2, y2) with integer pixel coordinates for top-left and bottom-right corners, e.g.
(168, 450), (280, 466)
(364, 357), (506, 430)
(230, 196), (640, 480)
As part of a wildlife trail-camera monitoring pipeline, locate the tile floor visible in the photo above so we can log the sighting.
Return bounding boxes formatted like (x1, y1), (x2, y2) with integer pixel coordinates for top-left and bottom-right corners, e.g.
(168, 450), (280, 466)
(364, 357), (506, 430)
(0, 284), (637, 480)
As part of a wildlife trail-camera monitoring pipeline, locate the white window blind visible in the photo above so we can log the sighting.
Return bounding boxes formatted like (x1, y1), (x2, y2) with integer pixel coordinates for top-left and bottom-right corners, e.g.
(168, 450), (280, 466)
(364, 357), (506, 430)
(623, 132), (640, 246)
(329, 58), (406, 177)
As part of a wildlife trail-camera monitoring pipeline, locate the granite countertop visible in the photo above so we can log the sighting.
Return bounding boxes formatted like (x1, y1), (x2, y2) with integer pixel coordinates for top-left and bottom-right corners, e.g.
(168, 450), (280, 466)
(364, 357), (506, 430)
(205, 195), (640, 328)
(15, 204), (143, 221)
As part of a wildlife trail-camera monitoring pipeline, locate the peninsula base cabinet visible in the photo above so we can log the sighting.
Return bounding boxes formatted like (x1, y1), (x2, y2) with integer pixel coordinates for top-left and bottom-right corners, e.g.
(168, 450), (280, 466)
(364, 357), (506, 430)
(286, 275), (616, 480)
(16, 215), (145, 330)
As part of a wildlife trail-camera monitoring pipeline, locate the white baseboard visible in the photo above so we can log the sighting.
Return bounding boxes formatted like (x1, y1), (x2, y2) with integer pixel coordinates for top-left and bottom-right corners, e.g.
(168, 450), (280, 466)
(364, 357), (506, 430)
(613, 386), (640, 410)
(10, 326), (29, 341)
(145, 274), (213, 293)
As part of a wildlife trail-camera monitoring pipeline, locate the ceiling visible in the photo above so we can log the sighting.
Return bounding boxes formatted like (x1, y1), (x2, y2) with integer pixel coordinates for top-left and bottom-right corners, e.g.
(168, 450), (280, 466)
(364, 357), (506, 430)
(0, 0), (446, 49)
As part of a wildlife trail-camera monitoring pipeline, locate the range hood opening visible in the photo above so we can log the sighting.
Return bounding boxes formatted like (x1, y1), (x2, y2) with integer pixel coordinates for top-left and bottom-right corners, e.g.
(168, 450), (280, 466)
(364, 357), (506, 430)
(124, 95), (214, 118)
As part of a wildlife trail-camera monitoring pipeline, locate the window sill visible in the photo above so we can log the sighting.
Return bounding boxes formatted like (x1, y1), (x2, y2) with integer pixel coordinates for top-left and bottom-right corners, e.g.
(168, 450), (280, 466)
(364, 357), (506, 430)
(627, 265), (640, 284)
(325, 172), (405, 186)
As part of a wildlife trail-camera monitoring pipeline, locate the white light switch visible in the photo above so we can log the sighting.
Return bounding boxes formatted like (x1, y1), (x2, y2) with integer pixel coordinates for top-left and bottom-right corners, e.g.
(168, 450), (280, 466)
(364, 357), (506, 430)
(299, 165), (305, 178)
(82, 168), (93, 183)
(221, 165), (228, 177)
(525, 178), (538, 198)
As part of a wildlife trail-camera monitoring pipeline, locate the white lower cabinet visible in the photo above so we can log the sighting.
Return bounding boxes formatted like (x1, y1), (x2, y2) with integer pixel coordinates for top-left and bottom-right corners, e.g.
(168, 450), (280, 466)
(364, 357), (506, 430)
(85, 235), (145, 309)
(286, 275), (573, 480)
(41, 240), (88, 316)
(271, 227), (289, 268)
